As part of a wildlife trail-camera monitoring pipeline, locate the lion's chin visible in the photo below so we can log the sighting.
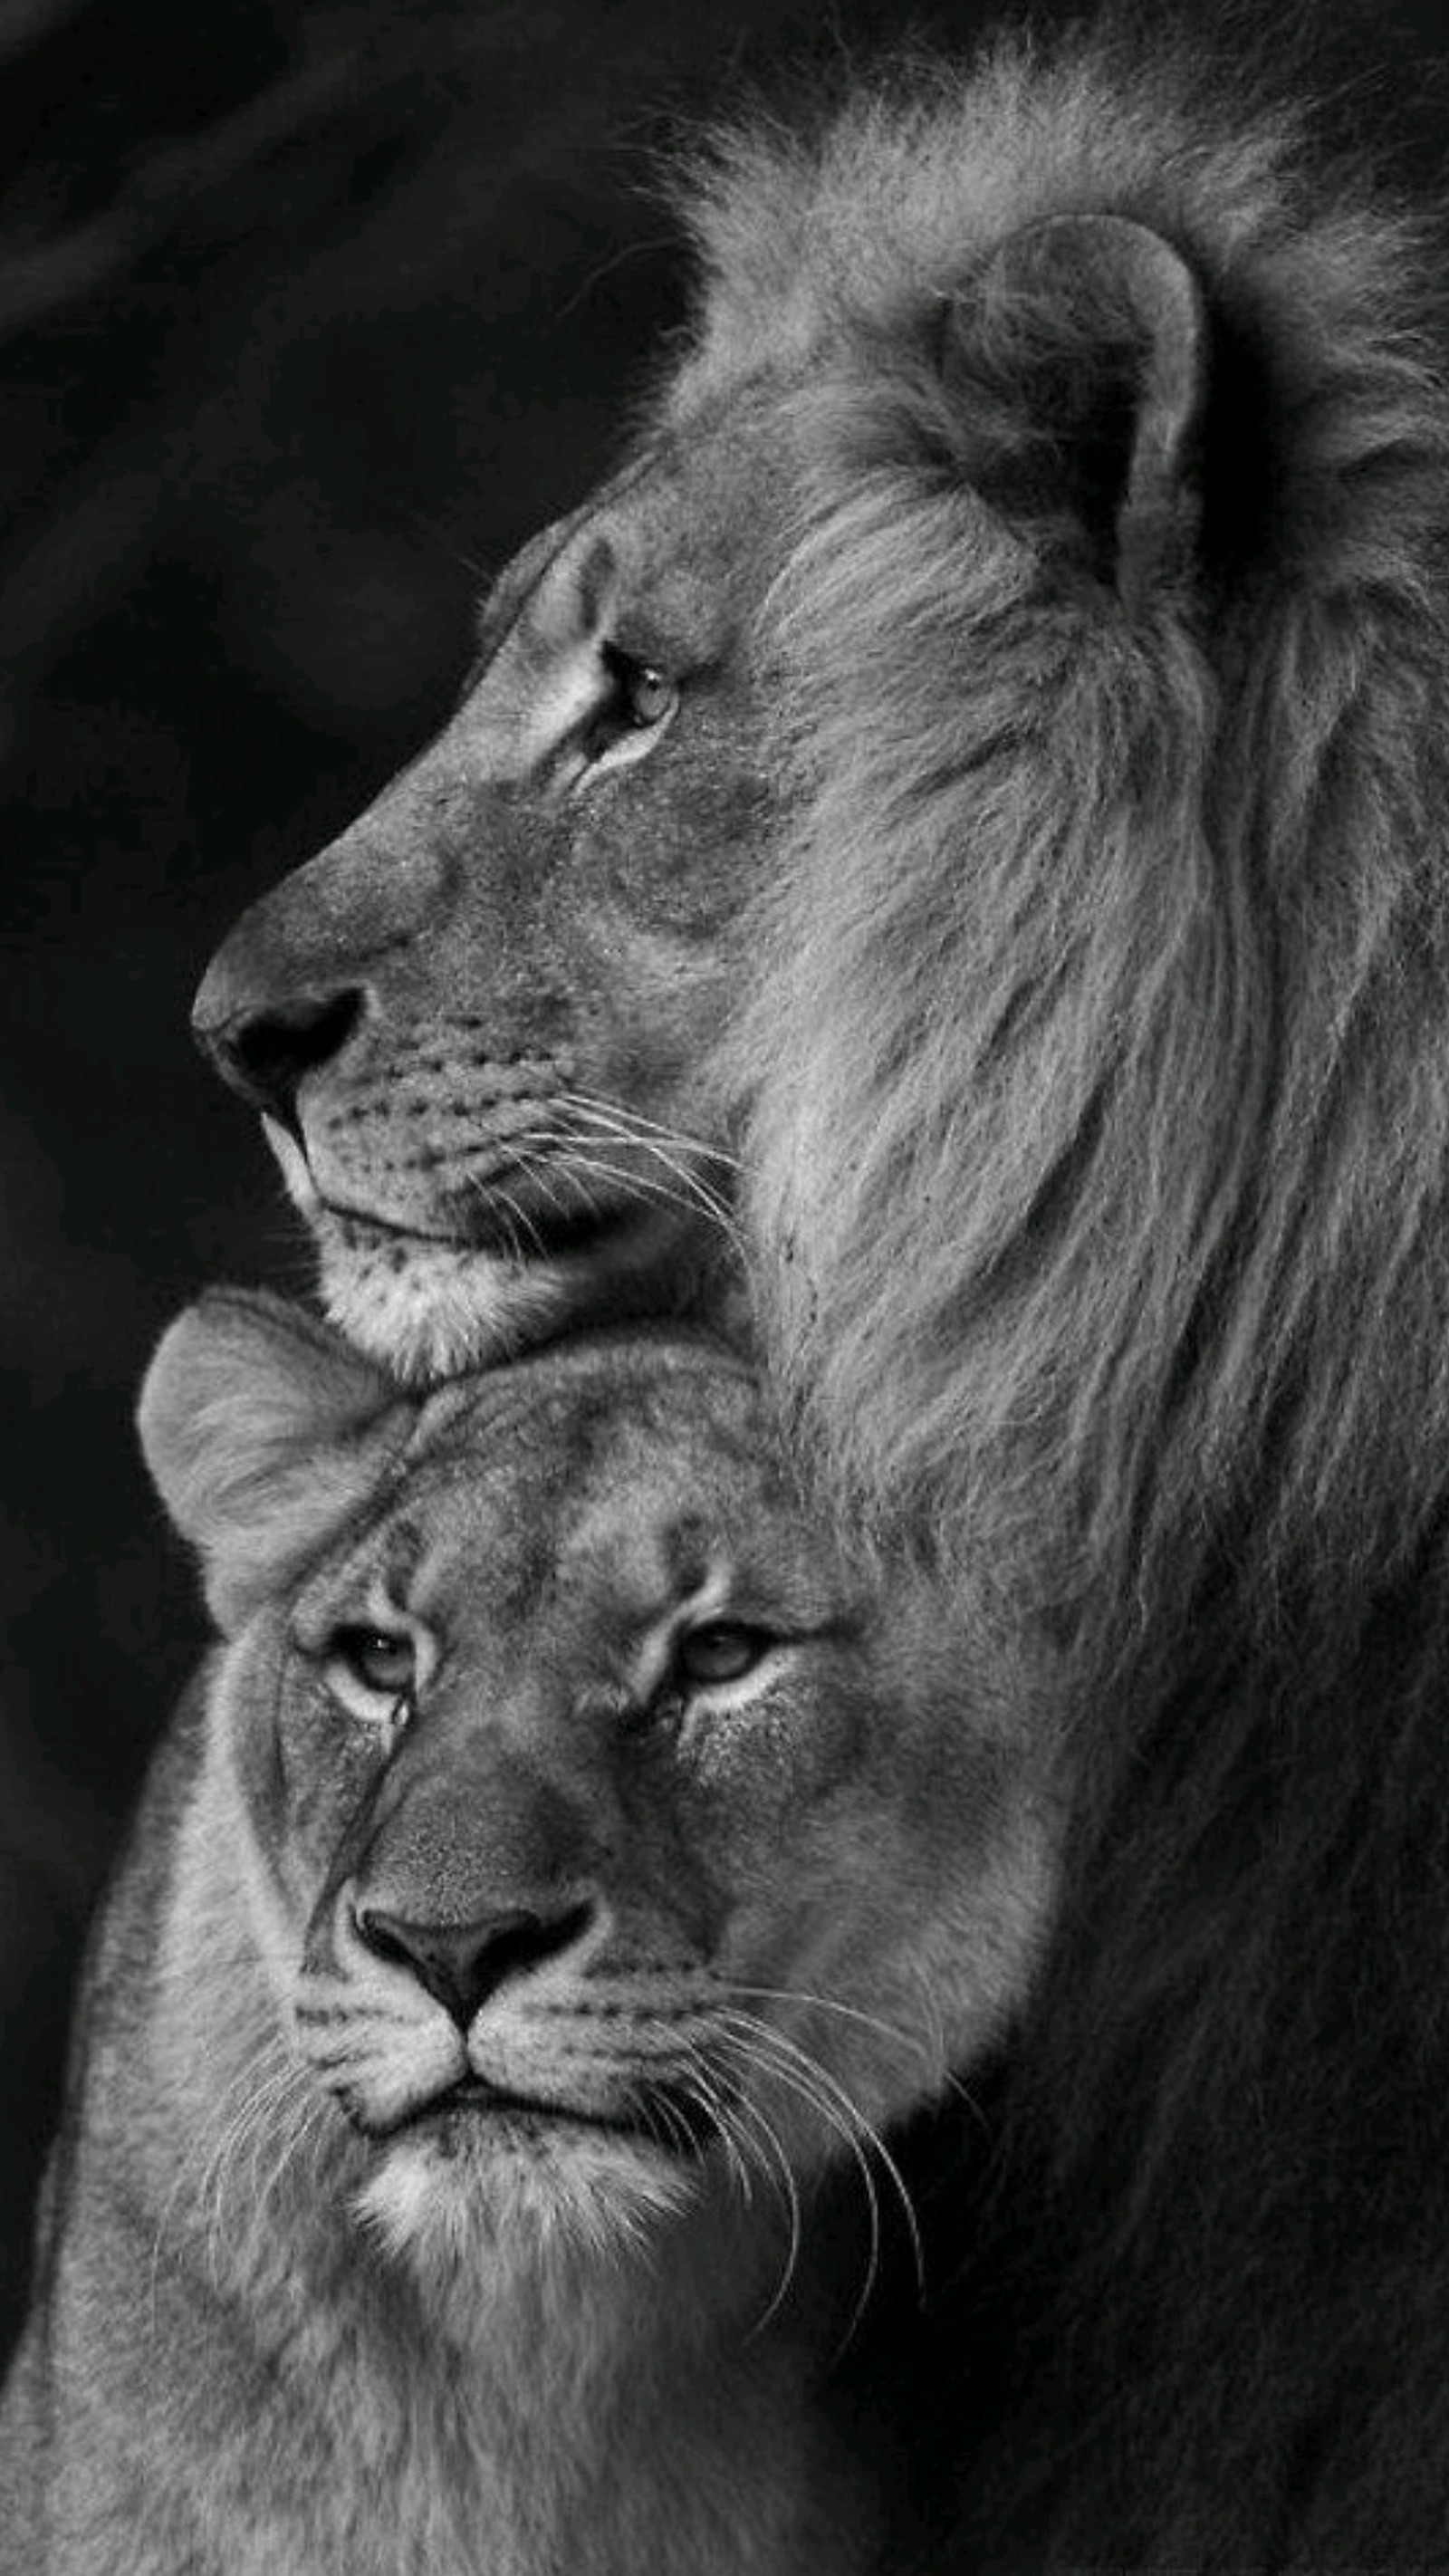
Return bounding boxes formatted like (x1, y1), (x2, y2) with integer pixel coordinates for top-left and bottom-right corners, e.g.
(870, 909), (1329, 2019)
(263, 1111), (737, 1374)
(313, 1204), (729, 1380)
(318, 1231), (586, 1379)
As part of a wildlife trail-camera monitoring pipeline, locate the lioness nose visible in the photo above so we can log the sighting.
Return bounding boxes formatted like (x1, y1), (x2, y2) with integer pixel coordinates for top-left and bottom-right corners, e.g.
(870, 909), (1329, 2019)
(354, 1900), (597, 2026)
(191, 986), (364, 1129)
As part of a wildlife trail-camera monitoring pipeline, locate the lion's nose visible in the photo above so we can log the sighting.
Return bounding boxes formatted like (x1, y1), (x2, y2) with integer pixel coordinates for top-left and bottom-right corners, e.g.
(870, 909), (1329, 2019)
(353, 1900), (598, 2027)
(191, 984), (364, 1129)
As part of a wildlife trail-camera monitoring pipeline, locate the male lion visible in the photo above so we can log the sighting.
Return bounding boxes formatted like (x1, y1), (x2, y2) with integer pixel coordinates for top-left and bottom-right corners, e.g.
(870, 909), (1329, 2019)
(187, 23), (1449, 2572)
(0, 1293), (1056, 2574)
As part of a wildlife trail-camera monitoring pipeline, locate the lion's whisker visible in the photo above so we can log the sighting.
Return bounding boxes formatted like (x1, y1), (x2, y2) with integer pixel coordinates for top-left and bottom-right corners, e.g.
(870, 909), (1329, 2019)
(552, 1097), (745, 1245)
(559, 1089), (741, 1174)
(556, 1101), (738, 1210)
(551, 1144), (746, 1257)
(453, 1120), (744, 1255)
(583, 1129), (741, 1239)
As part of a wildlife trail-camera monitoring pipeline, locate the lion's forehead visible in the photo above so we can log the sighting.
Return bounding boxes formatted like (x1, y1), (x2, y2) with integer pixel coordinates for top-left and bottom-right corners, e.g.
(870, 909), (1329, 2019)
(535, 402), (791, 654)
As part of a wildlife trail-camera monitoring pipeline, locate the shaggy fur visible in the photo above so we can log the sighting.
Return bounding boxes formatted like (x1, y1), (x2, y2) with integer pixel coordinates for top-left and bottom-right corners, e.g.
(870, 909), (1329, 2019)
(672, 27), (1449, 2573)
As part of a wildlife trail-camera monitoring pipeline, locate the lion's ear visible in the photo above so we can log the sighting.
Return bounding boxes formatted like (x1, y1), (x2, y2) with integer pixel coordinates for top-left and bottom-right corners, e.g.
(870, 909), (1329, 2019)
(138, 1288), (410, 1633)
(944, 212), (1208, 607)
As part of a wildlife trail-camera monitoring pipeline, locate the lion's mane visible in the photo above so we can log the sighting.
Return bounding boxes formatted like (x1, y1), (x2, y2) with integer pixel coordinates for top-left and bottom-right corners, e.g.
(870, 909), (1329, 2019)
(667, 30), (1449, 2571)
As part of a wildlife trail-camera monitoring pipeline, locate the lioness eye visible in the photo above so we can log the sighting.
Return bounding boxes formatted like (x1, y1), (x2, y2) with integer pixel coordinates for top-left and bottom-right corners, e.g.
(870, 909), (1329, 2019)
(601, 643), (677, 732)
(326, 1627), (416, 1698)
(676, 1622), (770, 1687)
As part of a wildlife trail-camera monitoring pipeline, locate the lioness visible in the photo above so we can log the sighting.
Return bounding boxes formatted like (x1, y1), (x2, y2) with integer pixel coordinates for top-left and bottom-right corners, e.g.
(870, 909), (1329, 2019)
(0, 1289), (1057, 2574)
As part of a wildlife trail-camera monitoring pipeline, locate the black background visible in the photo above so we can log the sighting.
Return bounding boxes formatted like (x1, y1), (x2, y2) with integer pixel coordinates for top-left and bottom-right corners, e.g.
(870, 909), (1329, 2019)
(3, 0), (1446, 2363)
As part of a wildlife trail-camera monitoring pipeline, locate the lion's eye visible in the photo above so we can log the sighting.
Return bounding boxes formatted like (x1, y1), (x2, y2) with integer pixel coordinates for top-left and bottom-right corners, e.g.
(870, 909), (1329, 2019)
(324, 1626), (417, 1707)
(600, 643), (677, 734)
(675, 1622), (772, 1687)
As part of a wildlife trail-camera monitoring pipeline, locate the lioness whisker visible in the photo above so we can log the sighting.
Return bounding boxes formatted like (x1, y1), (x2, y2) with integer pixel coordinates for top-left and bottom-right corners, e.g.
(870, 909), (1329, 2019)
(675, 2051), (755, 2207)
(732, 2045), (886, 2350)
(716, 2019), (886, 2350)
(715, 2085), (806, 2341)
(239, 2087), (329, 2286)
(906, 1963), (992, 2129)
(147, 2050), (289, 2335)
(714, 1978), (945, 2077)
(196, 2058), (312, 2299)
(717, 2011), (926, 2323)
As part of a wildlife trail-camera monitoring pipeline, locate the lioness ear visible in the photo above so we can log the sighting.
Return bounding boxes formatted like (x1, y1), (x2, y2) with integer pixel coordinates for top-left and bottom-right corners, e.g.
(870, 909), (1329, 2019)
(943, 212), (1208, 606)
(138, 1288), (410, 1632)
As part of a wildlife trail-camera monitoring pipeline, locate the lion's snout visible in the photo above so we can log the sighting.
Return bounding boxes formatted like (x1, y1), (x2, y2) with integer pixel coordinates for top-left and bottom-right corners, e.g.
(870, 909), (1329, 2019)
(192, 976), (363, 1134)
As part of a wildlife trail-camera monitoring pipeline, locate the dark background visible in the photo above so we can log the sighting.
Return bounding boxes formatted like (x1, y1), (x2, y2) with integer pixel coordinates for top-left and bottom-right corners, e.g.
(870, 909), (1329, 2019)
(3, 0), (1446, 2364)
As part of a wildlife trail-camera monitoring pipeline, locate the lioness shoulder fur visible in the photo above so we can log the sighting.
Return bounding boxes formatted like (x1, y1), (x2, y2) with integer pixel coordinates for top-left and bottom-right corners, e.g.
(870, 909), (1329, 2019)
(0, 1289), (1057, 2575)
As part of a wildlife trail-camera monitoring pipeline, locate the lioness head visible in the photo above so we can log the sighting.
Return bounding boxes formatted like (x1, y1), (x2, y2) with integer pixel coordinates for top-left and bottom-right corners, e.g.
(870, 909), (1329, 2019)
(193, 427), (782, 1379)
(139, 1291), (1057, 2274)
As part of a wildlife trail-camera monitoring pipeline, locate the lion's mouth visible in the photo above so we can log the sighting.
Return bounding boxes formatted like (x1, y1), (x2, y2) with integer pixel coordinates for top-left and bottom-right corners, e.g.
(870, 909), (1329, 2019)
(303, 1168), (647, 1265)
(329, 1191), (643, 1264)
(266, 1112), (713, 1273)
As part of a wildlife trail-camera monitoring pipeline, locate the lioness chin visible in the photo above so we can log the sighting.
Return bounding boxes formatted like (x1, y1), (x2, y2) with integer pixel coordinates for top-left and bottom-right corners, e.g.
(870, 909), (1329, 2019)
(0, 1290), (1057, 2576)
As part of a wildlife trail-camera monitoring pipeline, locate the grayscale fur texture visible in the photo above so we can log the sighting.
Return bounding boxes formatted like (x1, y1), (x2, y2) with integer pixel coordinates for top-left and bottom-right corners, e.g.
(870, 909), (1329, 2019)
(117, 21), (1449, 2567)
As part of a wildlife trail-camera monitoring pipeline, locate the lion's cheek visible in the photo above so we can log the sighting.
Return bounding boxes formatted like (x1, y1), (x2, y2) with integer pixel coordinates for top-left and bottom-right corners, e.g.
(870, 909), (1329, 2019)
(580, 745), (775, 940)
(547, 749), (777, 1099)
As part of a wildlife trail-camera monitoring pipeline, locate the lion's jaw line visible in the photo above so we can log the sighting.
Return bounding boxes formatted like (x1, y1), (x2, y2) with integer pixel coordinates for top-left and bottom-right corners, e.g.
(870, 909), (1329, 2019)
(264, 1110), (694, 1375)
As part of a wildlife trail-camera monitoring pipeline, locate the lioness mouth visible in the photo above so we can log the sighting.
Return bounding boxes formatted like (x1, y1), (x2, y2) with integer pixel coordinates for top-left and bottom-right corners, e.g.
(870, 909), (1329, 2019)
(400, 2075), (703, 2156)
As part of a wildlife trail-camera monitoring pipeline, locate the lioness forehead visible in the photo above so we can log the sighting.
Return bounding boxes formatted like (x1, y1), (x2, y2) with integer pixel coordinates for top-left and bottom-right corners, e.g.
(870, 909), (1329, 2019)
(296, 1334), (842, 1639)
(408, 1332), (763, 1481)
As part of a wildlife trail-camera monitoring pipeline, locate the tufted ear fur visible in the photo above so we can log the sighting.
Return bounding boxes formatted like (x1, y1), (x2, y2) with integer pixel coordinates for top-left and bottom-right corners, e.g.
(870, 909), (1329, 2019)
(943, 212), (1208, 606)
(138, 1287), (411, 1634)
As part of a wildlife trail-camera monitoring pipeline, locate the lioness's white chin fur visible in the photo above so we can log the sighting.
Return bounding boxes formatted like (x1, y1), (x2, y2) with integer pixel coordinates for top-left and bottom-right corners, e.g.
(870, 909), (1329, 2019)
(353, 2131), (694, 2275)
